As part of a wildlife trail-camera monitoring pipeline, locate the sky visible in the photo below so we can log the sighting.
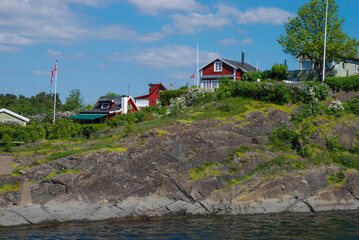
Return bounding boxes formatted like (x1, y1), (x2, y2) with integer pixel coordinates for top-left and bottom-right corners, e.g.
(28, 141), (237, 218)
(0, 0), (358, 105)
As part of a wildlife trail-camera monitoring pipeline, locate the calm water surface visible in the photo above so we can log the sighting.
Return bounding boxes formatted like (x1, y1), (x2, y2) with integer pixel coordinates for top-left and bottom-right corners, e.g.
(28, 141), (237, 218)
(1, 211), (358, 239)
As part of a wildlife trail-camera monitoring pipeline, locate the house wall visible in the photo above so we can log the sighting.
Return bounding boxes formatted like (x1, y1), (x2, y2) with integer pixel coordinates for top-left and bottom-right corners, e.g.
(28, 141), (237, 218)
(334, 62), (359, 77)
(236, 71), (242, 81)
(0, 112), (26, 126)
(202, 61), (234, 76)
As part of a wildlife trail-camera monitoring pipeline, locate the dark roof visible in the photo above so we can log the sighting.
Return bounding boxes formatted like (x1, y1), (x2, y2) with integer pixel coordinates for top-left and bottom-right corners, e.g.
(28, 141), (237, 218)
(221, 58), (260, 72)
(199, 58), (261, 73)
(135, 83), (167, 100)
(80, 96), (123, 115)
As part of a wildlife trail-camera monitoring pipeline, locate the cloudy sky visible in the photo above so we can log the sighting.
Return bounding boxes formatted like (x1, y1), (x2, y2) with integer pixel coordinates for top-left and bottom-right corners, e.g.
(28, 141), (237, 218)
(0, 0), (358, 105)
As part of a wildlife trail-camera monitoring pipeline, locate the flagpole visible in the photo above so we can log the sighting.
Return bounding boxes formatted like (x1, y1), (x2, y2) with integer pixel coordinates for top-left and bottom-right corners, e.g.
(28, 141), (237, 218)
(53, 60), (58, 124)
(196, 43), (199, 87)
(322, 0), (329, 83)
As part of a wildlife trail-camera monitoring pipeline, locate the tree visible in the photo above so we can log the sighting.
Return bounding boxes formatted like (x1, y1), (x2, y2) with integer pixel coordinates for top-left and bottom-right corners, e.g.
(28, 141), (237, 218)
(242, 71), (262, 82)
(270, 64), (288, 81)
(63, 89), (84, 112)
(278, 0), (359, 80)
(104, 92), (121, 97)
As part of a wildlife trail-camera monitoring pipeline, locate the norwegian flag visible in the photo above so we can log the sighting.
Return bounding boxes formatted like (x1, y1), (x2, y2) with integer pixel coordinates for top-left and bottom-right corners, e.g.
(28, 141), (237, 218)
(50, 69), (54, 86)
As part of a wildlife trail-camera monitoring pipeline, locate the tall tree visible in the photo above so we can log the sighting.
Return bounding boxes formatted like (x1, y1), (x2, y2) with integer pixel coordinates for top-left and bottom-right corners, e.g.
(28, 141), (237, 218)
(63, 89), (84, 112)
(278, 0), (359, 80)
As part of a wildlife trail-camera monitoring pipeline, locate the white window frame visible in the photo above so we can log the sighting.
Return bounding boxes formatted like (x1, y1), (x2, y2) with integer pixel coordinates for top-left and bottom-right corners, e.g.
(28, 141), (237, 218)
(101, 103), (110, 110)
(214, 61), (222, 72)
(355, 65), (359, 73)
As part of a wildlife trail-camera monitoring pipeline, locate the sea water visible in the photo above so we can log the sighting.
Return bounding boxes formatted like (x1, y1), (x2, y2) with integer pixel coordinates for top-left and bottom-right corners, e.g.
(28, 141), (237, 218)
(1, 211), (358, 239)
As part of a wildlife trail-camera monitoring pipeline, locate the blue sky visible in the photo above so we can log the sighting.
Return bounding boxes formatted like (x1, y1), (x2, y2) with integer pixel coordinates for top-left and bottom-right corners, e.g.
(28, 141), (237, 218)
(0, 0), (358, 105)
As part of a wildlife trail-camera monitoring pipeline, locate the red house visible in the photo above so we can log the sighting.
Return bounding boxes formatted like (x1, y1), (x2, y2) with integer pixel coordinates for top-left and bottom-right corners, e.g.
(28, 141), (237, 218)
(135, 83), (167, 108)
(199, 52), (261, 88)
(71, 96), (139, 123)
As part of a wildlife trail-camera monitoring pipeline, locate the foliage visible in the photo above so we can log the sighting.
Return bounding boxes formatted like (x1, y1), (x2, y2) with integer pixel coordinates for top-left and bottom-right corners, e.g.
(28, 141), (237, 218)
(269, 121), (300, 151)
(231, 81), (291, 105)
(289, 82), (330, 103)
(325, 100), (344, 117)
(344, 95), (359, 115)
(104, 92), (121, 97)
(270, 64), (288, 80)
(325, 135), (344, 151)
(188, 162), (221, 180)
(62, 89), (85, 112)
(159, 89), (188, 105)
(325, 75), (359, 92)
(0, 92), (61, 117)
(278, 0), (359, 79)
(215, 77), (234, 100)
(290, 100), (324, 123)
(167, 88), (215, 114)
(242, 71), (262, 82)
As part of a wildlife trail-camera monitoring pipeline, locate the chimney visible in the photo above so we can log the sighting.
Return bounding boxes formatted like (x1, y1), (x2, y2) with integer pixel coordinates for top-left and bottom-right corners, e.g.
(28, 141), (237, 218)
(241, 51), (245, 66)
(121, 96), (128, 114)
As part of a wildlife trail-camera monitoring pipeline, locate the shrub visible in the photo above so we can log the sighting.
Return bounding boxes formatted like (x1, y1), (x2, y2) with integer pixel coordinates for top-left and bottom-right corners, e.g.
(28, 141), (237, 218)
(291, 100), (324, 123)
(325, 100), (345, 117)
(344, 95), (359, 115)
(289, 82), (330, 103)
(269, 121), (300, 151)
(270, 64), (288, 80)
(243, 71), (262, 82)
(325, 75), (359, 92)
(159, 88), (188, 105)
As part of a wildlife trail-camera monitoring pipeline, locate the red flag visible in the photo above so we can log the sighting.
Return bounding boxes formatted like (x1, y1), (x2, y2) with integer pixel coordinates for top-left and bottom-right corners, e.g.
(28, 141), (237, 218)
(50, 69), (54, 85)
(189, 73), (195, 79)
(54, 62), (57, 71)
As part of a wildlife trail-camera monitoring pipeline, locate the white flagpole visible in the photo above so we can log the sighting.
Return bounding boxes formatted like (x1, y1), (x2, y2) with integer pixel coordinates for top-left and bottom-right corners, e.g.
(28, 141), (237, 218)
(322, 0), (329, 82)
(196, 43), (199, 87)
(53, 60), (58, 124)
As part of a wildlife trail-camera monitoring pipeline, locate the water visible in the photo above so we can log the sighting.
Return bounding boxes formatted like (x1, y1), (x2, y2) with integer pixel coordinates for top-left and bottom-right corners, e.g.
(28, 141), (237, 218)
(1, 211), (358, 239)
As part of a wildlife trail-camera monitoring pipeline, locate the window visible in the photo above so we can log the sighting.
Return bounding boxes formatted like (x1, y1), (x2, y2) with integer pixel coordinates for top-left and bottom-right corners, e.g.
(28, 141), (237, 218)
(136, 99), (149, 107)
(355, 65), (359, 74)
(214, 61), (222, 72)
(342, 62), (346, 69)
(101, 103), (110, 110)
(211, 80), (219, 88)
(201, 80), (210, 89)
(301, 61), (312, 70)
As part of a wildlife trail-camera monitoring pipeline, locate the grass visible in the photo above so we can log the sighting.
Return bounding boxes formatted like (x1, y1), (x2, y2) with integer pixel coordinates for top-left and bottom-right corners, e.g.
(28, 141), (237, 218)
(188, 162), (222, 180)
(0, 182), (21, 194)
(43, 169), (82, 181)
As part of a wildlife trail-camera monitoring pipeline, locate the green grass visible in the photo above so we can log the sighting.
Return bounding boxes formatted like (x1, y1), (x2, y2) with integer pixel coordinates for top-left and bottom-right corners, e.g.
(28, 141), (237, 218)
(188, 162), (222, 180)
(43, 169), (82, 181)
(0, 182), (21, 194)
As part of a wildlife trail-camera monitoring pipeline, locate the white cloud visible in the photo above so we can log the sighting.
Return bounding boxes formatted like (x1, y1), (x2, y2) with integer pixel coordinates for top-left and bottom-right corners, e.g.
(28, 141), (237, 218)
(109, 45), (220, 69)
(240, 38), (254, 45)
(126, 0), (203, 15)
(168, 13), (232, 34)
(216, 3), (294, 25)
(97, 63), (110, 69)
(237, 7), (294, 25)
(0, 0), (163, 50)
(47, 49), (87, 60)
(220, 39), (238, 46)
(164, 3), (294, 35)
(0, 45), (21, 53)
(32, 70), (51, 76)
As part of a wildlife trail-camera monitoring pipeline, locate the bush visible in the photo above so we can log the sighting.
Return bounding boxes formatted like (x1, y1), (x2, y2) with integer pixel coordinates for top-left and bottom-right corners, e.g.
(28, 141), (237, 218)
(159, 89), (188, 105)
(325, 75), (359, 92)
(243, 71), (262, 82)
(270, 64), (288, 80)
(325, 100), (345, 117)
(291, 100), (324, 123)
(288, 82), (330, 103)
(232, 81), (291, 105)
(269, 121), (300, 151)
(344, 95), (359, 115)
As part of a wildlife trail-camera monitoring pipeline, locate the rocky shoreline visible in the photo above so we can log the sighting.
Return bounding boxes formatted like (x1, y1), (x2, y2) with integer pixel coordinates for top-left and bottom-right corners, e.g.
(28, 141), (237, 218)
(1, 107), (359, 227)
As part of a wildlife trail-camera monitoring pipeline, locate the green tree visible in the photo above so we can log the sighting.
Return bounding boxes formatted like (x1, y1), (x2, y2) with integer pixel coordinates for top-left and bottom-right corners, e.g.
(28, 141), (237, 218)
(242, 71), (262, 82)
(63, 89), (84, 112)
(270, 64), (288, 81)
(278, 0), (359, 80)
(104, 92), (121, 97)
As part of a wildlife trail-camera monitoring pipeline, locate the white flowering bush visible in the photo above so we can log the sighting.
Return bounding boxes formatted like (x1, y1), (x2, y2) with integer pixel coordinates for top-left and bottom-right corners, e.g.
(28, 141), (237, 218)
(167, 88), (215, 114)
(326, 99), (344, 117)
